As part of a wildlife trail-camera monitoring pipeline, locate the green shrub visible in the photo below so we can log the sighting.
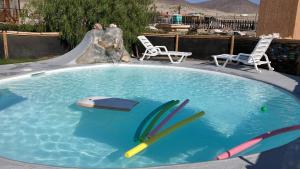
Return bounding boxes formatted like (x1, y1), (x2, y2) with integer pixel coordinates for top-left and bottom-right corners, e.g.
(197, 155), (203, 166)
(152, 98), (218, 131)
(0, 23), (45, 32)
(21, 0), (154, 49)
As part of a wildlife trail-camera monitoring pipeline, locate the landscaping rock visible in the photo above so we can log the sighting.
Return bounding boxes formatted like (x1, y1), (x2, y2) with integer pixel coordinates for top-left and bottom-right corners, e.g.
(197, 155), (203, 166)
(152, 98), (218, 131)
(76, 24), (131, 64)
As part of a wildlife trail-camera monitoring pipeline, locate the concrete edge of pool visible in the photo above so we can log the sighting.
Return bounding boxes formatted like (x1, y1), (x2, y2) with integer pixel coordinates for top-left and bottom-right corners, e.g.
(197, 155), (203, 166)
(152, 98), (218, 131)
(0, 61), (300, 169)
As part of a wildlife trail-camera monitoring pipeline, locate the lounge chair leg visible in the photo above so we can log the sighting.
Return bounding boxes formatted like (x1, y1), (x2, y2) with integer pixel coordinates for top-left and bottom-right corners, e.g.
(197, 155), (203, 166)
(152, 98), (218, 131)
(213, 56), (220, 67)
(139, 48), (150, 61)
(177, 55), (188, 63)
(168, 54), (175, 63)
(264, 54), (274, 71)
(223, 58), (230, 67)
(254, 63), (261, 72)
(139, 53), (147, 61)
(268, 63), (274, 71)
(177, 55), (184, 63)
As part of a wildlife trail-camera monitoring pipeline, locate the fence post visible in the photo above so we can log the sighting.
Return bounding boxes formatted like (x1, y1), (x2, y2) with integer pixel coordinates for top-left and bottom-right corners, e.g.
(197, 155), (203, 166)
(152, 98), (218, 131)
(3, 31), (9, 60)
(230, 35), (235, 55)
(175, 34), (179, 51)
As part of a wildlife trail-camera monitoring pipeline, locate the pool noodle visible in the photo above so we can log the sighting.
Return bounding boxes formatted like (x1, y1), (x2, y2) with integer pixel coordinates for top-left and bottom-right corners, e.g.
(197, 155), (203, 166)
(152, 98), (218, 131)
(148, 99), (190, 138)
(133, 100), (177, 142)
(216, 125), (300, 160)
(125, 111), (205, 158)
(139, 100), (180, 142)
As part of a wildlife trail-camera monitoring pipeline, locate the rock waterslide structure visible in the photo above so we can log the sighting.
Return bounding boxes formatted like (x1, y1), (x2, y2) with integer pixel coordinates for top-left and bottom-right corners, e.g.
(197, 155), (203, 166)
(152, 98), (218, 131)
(76, 25), (131, 64)
(0, 25), (131, 79)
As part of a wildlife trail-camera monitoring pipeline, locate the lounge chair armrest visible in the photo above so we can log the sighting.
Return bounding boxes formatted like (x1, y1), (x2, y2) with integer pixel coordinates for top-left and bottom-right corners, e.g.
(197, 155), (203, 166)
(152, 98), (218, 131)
(249, 55), (257, 63)
(144, 47), (160, 55)
(236, 53), (251, 60)
(238, 53), (256, 63)
(237, 53), (250, 57)
(154, 46), (168, 52)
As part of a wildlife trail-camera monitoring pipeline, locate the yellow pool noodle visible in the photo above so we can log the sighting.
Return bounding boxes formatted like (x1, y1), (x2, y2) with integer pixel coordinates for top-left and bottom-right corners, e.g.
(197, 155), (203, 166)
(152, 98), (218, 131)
(125, 111), (205, 158)
(124, 143), (149, 158)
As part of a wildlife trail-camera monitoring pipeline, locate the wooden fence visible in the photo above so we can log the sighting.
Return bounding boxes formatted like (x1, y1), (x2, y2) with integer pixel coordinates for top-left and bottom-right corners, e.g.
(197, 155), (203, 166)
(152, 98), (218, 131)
(0, 31), (68, 60)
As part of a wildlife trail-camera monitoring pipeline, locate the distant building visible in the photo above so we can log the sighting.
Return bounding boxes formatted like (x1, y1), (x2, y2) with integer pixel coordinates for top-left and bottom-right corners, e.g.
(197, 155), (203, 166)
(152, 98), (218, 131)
(257, 0), (300, 39)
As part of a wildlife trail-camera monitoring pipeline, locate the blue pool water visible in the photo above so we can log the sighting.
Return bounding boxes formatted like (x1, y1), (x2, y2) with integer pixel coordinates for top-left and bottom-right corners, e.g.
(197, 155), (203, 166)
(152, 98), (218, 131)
(0, 65), (300, 168)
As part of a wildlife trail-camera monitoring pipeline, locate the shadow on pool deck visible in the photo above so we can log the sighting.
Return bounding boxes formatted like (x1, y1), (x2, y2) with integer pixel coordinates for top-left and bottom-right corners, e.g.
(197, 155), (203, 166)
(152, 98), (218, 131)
(69, 97), (228, 165)
(0, 89), (26, 111)
(244, 137), (300, 169)
(290, 75), (300, 100)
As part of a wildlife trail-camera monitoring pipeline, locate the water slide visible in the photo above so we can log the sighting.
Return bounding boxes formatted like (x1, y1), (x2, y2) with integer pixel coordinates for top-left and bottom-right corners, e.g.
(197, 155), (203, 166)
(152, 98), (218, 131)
(0, 30), (94, 76)
(47, 30), (94, 65)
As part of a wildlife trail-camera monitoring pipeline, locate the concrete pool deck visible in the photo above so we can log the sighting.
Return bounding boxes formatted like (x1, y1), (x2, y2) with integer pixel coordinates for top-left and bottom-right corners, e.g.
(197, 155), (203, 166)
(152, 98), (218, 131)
(0, 59), (300, 169)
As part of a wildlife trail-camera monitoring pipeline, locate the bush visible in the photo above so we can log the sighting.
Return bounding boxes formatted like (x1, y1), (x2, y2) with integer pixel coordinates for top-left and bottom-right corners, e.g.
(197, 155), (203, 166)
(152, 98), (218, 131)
(22, 0), (154, 49)
(0, 23), (45, 32)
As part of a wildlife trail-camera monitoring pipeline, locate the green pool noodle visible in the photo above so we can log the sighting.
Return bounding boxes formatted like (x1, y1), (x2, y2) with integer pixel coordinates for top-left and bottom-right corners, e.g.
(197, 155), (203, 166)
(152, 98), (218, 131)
(139, 100), (180, 142)
(133, 100), (176, 142)
(125, 111), (205, 158)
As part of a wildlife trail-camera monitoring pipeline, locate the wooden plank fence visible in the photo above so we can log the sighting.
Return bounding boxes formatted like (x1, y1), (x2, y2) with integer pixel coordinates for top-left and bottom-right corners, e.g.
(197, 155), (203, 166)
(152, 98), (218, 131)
(1, 31), (60, 59)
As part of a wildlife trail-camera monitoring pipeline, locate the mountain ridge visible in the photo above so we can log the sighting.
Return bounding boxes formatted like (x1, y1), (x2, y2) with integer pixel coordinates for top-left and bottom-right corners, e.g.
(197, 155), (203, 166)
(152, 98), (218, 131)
(198, 0), (258, 13)
(154, 0), (259, 14)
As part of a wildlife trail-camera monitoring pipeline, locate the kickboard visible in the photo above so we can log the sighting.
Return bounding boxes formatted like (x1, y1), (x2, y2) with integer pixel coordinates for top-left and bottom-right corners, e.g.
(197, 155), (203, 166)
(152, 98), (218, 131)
(77, 96), (139, 112)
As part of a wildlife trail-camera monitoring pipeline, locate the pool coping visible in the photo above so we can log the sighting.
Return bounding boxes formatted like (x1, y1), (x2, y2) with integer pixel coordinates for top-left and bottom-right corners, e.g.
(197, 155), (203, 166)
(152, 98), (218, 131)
(0, 61), (300, 169)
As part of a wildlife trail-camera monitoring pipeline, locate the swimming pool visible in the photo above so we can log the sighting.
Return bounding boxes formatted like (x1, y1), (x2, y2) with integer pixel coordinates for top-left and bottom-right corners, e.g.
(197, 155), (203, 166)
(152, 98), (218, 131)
(0, 64), (299, 168)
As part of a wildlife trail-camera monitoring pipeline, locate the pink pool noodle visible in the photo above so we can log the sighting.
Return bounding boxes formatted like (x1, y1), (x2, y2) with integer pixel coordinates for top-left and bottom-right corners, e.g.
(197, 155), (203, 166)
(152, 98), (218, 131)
(148, 99), (190, 138)
(216, 125), (300, 160)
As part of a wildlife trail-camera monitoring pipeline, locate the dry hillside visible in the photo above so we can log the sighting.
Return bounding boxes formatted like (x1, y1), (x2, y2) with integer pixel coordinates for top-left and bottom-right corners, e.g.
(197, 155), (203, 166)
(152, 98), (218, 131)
(154, 0), (259, 14)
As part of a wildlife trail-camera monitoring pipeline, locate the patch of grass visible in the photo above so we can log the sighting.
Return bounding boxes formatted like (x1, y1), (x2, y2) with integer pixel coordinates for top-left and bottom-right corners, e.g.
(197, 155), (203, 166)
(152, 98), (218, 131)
(0, 56), (54, 65)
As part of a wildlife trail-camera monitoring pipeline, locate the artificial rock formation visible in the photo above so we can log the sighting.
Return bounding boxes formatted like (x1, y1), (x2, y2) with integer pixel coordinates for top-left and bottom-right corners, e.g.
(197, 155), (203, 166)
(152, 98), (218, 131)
(76, 24), (131, 64)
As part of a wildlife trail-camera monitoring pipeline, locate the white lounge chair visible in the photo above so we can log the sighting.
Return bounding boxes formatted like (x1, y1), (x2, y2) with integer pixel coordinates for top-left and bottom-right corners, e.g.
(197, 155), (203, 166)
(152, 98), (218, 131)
(138, 35), (192, 63)
(212, 35), (276, 72)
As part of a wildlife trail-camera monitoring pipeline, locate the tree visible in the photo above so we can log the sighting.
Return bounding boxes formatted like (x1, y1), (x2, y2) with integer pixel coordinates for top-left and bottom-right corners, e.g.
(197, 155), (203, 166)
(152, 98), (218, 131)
(22, 0), (154, 49)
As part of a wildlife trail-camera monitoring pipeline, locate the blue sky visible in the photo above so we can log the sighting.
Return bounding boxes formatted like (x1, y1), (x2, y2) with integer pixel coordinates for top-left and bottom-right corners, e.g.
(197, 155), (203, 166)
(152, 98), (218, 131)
(187, 0), (260, 4)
